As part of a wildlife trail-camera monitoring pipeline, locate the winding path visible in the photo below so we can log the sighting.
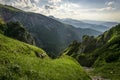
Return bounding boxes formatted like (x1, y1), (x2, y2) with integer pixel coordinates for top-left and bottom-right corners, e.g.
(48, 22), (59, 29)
(83, 67), (110, 80)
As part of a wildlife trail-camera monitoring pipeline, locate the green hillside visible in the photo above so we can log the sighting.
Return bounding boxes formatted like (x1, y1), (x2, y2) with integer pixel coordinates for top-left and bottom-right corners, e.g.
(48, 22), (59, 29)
(91, 24), (120, 79)
(63, 24), (120, 79)
(0, 19), (91, 80)
(0, 33), (91, 80)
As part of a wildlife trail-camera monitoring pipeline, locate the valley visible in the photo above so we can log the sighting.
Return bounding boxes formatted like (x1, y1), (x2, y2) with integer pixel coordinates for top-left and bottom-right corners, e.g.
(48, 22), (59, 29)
(0, 4), (101, 58)
(0, 3), (120, 80)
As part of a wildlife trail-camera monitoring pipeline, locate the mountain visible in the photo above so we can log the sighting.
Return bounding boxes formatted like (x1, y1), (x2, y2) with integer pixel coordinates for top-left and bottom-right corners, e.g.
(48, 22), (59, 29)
(0, 4), (101, 58)
(82, 20), (119, 28)
(49, 17), (109, 32)
(63, 24), (120, 79)
(59, 19), (110, 32)
(102, 22), (119, 28)
(0, 19), (91, 80)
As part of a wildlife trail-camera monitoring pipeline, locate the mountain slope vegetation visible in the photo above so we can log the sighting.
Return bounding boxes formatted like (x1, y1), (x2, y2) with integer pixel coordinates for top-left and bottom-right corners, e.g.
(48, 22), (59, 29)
(0, 4), (101, 58)
(0, 19), (91, 80)
(0, 18), (35, 45)
(63, 24), (120, 79)
(91, 24), (120, 79)
(0, 33), (91, 80)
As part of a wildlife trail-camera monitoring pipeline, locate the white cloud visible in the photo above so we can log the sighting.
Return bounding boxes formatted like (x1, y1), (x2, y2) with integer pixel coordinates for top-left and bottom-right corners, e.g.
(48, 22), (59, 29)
(49, 0), (61, 3)
(34, 0), (39, 3)
(0, 0), (119, 21)
(58, 3), (80, 11)
(97, 6), (115, 11)
(83, 6), (116, 12)
(0, 0), (116, 13)
(105, 1), (115, 6)
(87, 1), (116, 12)
(0, 0), (44, 13)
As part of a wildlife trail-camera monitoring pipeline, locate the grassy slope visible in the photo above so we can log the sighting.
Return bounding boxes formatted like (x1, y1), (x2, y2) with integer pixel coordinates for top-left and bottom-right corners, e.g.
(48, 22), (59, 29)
(63, 24), (120, 80)
(0, 33), (91, 80)
(90, 24), (120, 79)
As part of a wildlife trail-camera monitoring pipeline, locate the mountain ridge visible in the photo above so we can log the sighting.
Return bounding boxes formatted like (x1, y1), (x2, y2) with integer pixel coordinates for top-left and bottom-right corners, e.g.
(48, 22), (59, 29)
(49, 16), (110, 32)
(49, 16), (119, 33)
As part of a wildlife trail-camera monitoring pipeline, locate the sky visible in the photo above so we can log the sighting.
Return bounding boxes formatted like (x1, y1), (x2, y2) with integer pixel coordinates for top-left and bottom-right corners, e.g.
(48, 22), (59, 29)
(0, 0), (120, 22)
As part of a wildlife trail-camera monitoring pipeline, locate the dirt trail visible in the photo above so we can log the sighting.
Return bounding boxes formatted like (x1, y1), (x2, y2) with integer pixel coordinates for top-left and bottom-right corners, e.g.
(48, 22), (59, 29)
(83, 67), (110, 80)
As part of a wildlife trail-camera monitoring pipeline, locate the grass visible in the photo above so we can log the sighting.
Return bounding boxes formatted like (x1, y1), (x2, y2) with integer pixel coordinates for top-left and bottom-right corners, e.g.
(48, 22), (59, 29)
(63, 24), (120, 80)
(91, 32), (120, 80)
(92, 62), (120, 80)
(0, 33), (46, 57)
(0, 33), (91, 80)
(0, 53), (91, 80)
(92, 51), (120, 80)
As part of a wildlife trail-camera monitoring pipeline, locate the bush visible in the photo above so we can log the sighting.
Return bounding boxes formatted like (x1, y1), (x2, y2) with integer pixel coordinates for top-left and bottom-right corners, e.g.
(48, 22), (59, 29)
(105, 53), (120, 63)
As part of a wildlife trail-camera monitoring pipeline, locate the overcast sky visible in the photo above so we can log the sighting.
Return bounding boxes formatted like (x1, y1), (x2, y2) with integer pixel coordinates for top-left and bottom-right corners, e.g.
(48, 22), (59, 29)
(0, 0), (120, 21)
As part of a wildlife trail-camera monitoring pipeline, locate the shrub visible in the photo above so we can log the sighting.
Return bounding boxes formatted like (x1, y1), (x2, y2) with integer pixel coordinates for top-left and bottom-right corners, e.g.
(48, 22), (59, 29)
(105, 52), (120, 63)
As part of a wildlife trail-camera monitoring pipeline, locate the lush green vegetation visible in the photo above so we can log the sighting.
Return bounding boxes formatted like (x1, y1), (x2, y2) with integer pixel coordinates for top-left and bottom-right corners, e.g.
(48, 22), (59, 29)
(0, 18), (91, 80)
(0, 53), (91, 80)
(91, 25), (120, 79)
(0, 33), (46, 57)
(0, 20), (35, 45)
(6, 21), (35, 45)
(92, 44), (120, 79)
(64, 24), (120, 79)
(0, 18), (6, 34)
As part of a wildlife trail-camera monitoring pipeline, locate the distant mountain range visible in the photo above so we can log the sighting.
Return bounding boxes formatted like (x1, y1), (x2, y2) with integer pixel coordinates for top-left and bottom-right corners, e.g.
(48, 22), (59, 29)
(82, 20), (119, 28)
(49, 16), (119, 32)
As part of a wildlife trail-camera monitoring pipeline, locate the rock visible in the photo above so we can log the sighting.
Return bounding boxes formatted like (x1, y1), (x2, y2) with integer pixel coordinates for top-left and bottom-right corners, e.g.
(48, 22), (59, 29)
(35, 52), (45, 58)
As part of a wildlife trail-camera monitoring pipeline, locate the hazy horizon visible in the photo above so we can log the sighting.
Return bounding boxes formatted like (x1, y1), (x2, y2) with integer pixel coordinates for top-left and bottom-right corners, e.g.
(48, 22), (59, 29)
(0, 0), (120, 22)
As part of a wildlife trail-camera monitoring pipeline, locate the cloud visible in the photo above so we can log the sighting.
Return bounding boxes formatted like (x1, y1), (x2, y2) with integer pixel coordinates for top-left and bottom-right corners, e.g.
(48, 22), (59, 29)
(34, 0), (39, 3)
(0, 0), (119, 21)
(97, 6), (115, 11)
(59, 3), (80, 11)
(49, 0), (61, 3)
(0, 0), (116, 13)
(85, 1), (116, 12)
(105, 1), (115, 6)
(0, 0), (44, 13)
